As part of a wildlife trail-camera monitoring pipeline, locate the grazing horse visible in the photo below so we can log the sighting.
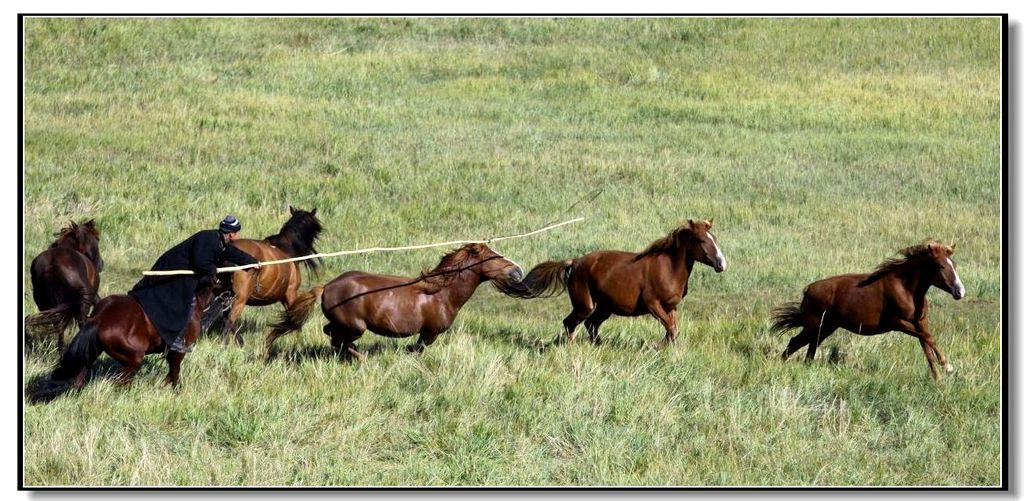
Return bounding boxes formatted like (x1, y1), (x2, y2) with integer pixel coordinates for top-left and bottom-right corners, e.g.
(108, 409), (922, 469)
(25, 284), (223, 403)
(771, 241), (965, 380)
(499, 219), (727, 347)
(264, 243), (524, 360)
(27, 220), (104, 350)
(217, 206), (323, 346)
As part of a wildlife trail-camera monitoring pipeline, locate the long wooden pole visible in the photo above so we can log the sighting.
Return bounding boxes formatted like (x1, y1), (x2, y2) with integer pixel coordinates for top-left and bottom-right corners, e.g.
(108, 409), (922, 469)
(142, 217), (584, 277)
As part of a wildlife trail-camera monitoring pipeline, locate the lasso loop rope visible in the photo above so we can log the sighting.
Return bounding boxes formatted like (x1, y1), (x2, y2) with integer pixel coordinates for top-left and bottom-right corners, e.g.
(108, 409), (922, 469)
(142, 217), (584, 277)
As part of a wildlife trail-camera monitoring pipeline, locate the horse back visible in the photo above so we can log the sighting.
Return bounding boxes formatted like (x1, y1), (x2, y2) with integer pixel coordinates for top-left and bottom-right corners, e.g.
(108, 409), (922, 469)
(322, 270), (428, 335)
(230, 239), (297, 301)
(803, 273), (888, 333)
(573, 250), (654, 315)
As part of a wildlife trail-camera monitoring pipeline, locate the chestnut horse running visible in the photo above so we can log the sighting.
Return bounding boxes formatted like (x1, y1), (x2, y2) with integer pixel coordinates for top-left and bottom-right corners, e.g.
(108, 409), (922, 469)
(218, 206), (323, 345)
(27, 220), (104, 351)
(771, 240), (965, 380)
(264, 243), (524, 360)
(25, 284), (225, 403)
(500, 219), (727, 347)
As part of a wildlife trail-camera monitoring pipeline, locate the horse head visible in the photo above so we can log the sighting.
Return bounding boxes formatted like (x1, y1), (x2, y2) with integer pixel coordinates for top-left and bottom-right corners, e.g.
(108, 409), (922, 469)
(54, 219), (104, 272)
(463, 243), (525, 284)
(683, 219), (727, 273)
(275, 205), (323, 270)
(927, 242), (965, 300)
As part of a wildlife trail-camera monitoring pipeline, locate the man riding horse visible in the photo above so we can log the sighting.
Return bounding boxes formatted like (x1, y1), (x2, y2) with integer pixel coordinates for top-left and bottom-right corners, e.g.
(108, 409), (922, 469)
(130, 216), (261, 353)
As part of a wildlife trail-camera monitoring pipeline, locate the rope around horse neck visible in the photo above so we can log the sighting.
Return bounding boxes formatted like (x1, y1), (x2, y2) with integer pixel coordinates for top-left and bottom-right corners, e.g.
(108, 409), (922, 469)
(141, 217), (584, 277)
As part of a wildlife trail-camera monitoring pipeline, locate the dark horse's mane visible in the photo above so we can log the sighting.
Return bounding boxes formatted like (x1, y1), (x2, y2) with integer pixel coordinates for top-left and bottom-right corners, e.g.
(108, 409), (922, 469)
(265, 211), (323, 271)
(51, 220), (99, 249)
(632, 221), (708, 261)
(858, 240), (944, 286)
(417, 244), (481, 294)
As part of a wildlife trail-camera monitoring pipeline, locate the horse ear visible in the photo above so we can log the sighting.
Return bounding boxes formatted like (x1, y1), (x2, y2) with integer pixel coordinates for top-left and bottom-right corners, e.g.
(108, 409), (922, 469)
(289, 205), (296, 214)
(707, 218), (714, 228)
(311, 208), (317, 216)
(687, 219), (695, 228)
(950, 243), (956, 254)
(84, 219), (95, 227)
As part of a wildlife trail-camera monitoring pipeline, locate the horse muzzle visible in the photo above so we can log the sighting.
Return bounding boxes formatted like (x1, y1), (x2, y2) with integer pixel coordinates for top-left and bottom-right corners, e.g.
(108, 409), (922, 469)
(952, 282), (966, 300)
(509, 266), (525, 283)
(713, 258), (727, 273)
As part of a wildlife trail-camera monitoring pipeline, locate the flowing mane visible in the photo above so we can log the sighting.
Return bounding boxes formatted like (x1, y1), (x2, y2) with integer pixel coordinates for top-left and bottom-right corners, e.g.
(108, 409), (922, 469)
(858, 240), (943, 286)
(417, 244), (481, 294)
(51, 220), (99, 249)
(633, 221), (709, 261)
(265, 209), (323, 271)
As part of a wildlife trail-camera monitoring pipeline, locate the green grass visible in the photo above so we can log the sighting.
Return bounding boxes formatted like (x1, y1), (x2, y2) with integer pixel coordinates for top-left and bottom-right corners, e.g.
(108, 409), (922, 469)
(22, 17), (1002, 487)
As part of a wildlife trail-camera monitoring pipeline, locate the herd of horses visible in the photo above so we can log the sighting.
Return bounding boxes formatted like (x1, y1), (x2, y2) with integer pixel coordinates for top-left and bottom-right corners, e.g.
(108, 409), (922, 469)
(24, 206), (966, 403)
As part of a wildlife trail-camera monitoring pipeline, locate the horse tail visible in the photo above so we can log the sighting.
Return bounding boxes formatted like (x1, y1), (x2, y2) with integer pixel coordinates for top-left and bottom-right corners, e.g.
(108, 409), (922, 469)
(770, 302), (805, 333)
(497, 259), (574, 299)
(267, 285), (324, 342)
(25, 286), (95, 349)
(26, 322), (101, 403)
(25, 303), (77, 340)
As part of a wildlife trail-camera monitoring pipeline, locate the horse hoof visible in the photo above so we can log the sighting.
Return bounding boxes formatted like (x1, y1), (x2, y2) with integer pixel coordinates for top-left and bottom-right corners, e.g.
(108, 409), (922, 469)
(945, 364), (957, 376)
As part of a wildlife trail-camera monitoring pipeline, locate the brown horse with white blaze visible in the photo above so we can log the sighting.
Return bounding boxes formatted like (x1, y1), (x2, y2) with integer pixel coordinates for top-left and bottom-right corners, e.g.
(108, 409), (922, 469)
(265, 243), (524, 360)
(771, 240), (965, 380)
(218, 206), (323, 346)
(499, 219), (727, 347)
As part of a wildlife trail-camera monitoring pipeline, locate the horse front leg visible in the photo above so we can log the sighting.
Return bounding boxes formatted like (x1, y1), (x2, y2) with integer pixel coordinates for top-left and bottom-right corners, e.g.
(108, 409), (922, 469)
(223, 294), (248, 346)
(892, 319), (943, 380)
(163, 350), (186, 388)
(409, 331), (441, 354)
(648, 302), (678, 349)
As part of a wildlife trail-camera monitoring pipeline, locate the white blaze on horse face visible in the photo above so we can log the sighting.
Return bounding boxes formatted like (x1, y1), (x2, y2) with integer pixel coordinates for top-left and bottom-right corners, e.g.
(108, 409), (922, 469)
(947, 258), (966, 299)
(708, 232), (727, 272)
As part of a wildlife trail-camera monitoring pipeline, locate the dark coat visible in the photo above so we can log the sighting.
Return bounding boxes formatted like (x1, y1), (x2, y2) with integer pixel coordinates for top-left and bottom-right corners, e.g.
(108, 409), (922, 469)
(130, 230), (257, 343)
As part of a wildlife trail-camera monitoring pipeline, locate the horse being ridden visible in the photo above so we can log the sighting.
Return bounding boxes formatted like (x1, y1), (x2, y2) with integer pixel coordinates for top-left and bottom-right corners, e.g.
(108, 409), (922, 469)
(27, 220), (104, 350)
(500, 219), (727, 347)
(771, 240), (965, 380)
(264, 243), (524, 360)
(218, 206), (323, 346)
(25, 283), (219, 403)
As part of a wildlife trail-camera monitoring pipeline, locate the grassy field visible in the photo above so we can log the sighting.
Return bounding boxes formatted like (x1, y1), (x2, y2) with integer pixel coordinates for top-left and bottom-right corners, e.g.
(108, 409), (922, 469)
(21, 17), (1002, 487)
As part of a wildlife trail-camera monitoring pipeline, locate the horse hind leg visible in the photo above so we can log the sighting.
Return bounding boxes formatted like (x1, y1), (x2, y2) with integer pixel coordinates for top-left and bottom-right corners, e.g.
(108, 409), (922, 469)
(781, 328), (814, 361)
(805, 322), (838, 362)
(330, 324), (365, 361)
(584, 309), (611, 346)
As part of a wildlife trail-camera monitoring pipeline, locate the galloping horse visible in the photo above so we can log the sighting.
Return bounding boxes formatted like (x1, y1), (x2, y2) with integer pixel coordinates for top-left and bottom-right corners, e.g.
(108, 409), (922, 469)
(264, 243), (524, 360)
(27, 220), (104, 350)
(500, 219), (727, 347)
(217, 206), (323, 345)
(25, 284), (224, 403)
(771, 240), (965, 380)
